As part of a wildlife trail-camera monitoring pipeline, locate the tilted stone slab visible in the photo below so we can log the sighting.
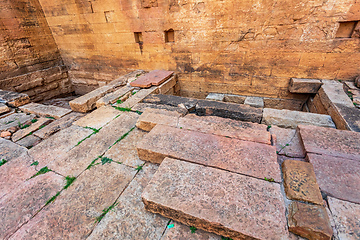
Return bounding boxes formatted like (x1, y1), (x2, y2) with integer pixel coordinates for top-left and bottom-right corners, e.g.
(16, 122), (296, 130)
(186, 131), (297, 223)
(196, 99), (263, 123)
(95, 85), (134, 108)
(161, 221), (222, 240)
(132, 102), (188, 115)
(136, 108), (183, 131)
(307, 153), (360, 204)
(0, 138), (27, 162)
(142, 94), (199, 111)
(142, 158), (288, 240)
(130, 70), (174, 88)
(0, 90), (30, 107)
(73, 106), (120, 130)
(298, 125), (360, 161)
(178, 114), (271, 144)
(12, 117), (52, 142)
(0, 113), (35, 131)
(20, 103), (72, 119)
(328, 197), (360, 240)
(10, 162), (137, 239)
(158, 75), (177, 94)
(115, 86), (159, 109)
(137, 125), (281, 182)
(282, 160), (323, 205)
(16, 135), (41, 148)
(88, 164), (169, 239)
(289, 78), (323, 93)
(0, 103), (10, 115)
(269, 126), (305, 158)
(262, 108), (335, 129)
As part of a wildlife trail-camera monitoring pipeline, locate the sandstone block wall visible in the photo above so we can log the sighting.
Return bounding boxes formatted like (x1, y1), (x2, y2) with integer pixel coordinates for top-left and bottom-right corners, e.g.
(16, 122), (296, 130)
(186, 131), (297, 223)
(0, 0), (72, 101)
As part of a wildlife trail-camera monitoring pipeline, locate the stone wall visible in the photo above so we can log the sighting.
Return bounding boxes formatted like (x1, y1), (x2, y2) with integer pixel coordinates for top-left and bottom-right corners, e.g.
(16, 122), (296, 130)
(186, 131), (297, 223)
(38, 0), (360, 98)
(0, 0), (72, 102)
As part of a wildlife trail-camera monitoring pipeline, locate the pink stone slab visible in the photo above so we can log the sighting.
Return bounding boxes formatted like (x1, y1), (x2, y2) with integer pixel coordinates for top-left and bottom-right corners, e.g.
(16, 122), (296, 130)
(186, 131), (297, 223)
(130, 70), (174, 88)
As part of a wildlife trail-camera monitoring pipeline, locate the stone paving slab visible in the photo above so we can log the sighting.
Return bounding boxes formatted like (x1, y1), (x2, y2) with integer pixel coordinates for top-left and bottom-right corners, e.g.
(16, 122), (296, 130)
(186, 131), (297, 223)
(10, 162), (137, 240)
(0, 90), (30, 107)
(130, 70), (174, 88)
(20, 103), (72, 119)
(88, 164), (169, 239)
(0, 109), (15, 119)
(179, 114), (271, 144)
(288, 201), (333, 240)
(206, 93), (225, 102)
(0, 172), (64, 239)
(137, 124), (281, 182)
(12, 117), (52, 142)
(73, 106), (120, 130)
(142, 158), (288, 240)
(29, 125), (94, 169)
(48, 112), (139, 177)
(224, 94), (246, 104)
(16, 135), (41, 148)
(330, 103), (360, 132)
(96, 85), (134, 108)
(0, 113), (36, 131)
(115, 86), (159, 109)
(136, 108), (182, 131)
(282, 160), (323, 205)
(262, 108), (336, 129)
(0, 103), (10, 114)
(103, 128), (146, 168)
(307, 153), (360, 204)
(142, 94), (199, 111)
(298, 125), (360, 161)
(244, 96), (264, 108)
(0, 137), (27, 162)
(161, 221), (222, 240)
(328, 197), (360, 240)
(132, 102), (188, 115)
(34, 112), (84, 139)
(289, 78), (323, 93)
(270, 126), (305, 158)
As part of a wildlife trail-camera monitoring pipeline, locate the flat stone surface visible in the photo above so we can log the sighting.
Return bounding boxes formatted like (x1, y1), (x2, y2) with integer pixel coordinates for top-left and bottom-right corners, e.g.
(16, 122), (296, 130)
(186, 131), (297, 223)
(288, 201), (333, 240)
(289, 78), (323, 93)
(0, 103), (10, 114)
(12, 117), (52, 142)
(244, 96), (264, 108)
(282, 160), (323, 204)
(10, 162), (137, 239)
(161, 221), (222, 240)
(264, 97), (305, 111)
(16, 135), (41, 148)
(270, 126), (305, 157)
(20, 103), (72, 119)
(178, 114), (271, 144)
(0, 113), (35, 131)
(29, 125), (93, 168)
(142, 158), (288, 240)
(331, 103), (360, 132)
(0, 137), (27, 162)
(34, 112), (84, 139)
(0, 90), (30, 107)
(307, 153), (360, 204)
(130, 70), (174, 88)
(0, 172), (64, 239)
(344, 81), (358, 90)
(206, 93), (225, 101)
(196, 99), (263, 123)
(73, 106), (120, 130)
(115, 86), (159, 108)
(136, 108), (182, 131)
(298, 125), (360, 161)
(142, 94), (199, 111)
(319, 80), (354, 109)
(158, 75), (177, 94)
(88, 164), (169, 239)
(96, 85), (134, 108)
(48, 112), (139, 177)
(103, 128), (146, 168)
(328, 197), (360, 240)
(262, 108), (336, 129)
(132, 102), (188, 115)
(224, 94), (246, 104)
(137, 125), (281, 182)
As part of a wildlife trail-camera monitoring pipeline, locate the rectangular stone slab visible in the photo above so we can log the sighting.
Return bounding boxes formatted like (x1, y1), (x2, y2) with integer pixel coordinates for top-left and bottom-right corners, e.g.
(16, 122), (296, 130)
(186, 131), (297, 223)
(115, 86), (159, 109)
(142, 158), (288, 240)
(135, 108), (182, 131)
(130, 70), (174, 88)
(73, 106), (120, 130)
(0, 113), (35, 131)
(0, 90), (30, 107)
(95, 85), (134, 108)
(20, 103), (72, 119)
(12, 117), (52, 142)
(142, 94), (199, 110)
(289, 78), (323, 93)
(137, 124), (281, 182)
(0, 138), (27, 162)
(298, 125), (360, 161)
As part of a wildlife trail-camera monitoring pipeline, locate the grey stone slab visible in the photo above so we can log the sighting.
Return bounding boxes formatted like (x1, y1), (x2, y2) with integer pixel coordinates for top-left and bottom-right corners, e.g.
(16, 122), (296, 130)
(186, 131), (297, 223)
(0, 103), (10, 115)
(289, 78), (323, 93)
(12, 117), (52, 142)
(161, 221), (222, 240)
(205, 93), (225, 101)
(0, 113), (35, 131)
(73, 106), (120, 130)
(244, 96), (264, 108)
(16, 135), (41, 148)
(20, 103), (72, 119)
(224, 94), (246, 104)
(132, 102), (188, 115)
(95, 85), (134, 108)
(0, 138), (27, 162)
(142, 94), (199, 111)
(0, 90), (30, 107)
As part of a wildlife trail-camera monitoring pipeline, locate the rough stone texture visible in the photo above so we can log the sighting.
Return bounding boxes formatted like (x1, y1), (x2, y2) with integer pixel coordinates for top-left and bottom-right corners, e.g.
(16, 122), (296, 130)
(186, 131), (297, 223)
(132, 102), (188, 115)
(34, 112), (84, 139)
(178, 114), (271, 144)
(73, 106), (120, 130)
(29, 125), (93, 168)
(20, 103), (72, 119)
(161, 221), (222, 240)
(0, 103), (10, 115)
(328, 197), (360, 240)
(196, 99), (263, 123)
(344, 81), (358, 90)
(262, 108), (336, 129)
(88, 164), (169, 239)
(142, 94), (199, 111)
(158, 75), (177, 94)
(142, 158), (288, 240)
(0, 138), (27, 162)
(282, 160), (323, 204)
(244, 96), (264, 108)
(307, 153), (360, 204)
(10, 162), (137, 240)
(16, 135), (42, 148)
(312, 94), (328, 114)
(289, 78), (323, 93)
(206, 93), (225, 101)
(0, 90), (30, 107)
(298, 125), (360, 161)
(130, 70), (174, 88)
(95, 85), (134, 108)
(269, 126), (305, 157)
(136, 108), (182, 131)
(137, 124), (281, 182)
(1, 131), (11, 138)
(224, 94), (246, 104)
(0, 113), (35, 131)
(48, 112), (139, 177)
(263, 98), (306, 111)
(0, 172), (64, 239)
(288, 201), (333, 240)
(116, 86), (159, 108)
(12, 117), (52, 142)
(355, 76), (360, 88)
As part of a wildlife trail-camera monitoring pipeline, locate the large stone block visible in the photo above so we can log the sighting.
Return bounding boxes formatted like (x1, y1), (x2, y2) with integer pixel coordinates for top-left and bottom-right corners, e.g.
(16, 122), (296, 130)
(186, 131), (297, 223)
(136, 108), (182, 131)
(73, 106), (120, 130)
(0, 113), (35, 131)
(12, 117), (52, 142)
(20, 103), (72, 119)
(0, 138), (27, 162)
(130, 70), (174, 88)
(95, 85), (134, 108)
(142, 94), (199, 111)
(289, 78), (323, 93)
(0, 90), (30, 107)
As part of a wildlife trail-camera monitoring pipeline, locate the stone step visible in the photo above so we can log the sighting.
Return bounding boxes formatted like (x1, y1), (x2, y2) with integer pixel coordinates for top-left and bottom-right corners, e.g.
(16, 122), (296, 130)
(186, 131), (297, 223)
(288, 78), (323, 93)
(298, 125), (360, 161)
(136, 108), (183, 132)
(262, 108), (336, 129)
(0, 113), (36, 131)
(95, 85), (134, 108)
(269, 126), (305, 158)
(20, 103), (72, 119)
(0, 90), (30, 107)
(130, 70), (174, 88)
(0, 138), (28, 162)
(137, 124), (281, 182)
(142, 158), (288, 240)
(73, 106), (120, 130)
(12, 117), (52, 142)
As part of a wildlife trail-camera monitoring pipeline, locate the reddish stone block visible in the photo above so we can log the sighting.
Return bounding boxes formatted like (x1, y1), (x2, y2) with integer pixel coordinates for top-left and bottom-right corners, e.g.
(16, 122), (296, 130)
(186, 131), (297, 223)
(130, 70), (174, 88)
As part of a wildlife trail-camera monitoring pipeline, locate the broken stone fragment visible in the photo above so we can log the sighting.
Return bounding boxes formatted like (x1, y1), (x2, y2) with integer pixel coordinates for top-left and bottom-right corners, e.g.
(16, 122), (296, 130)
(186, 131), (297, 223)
(0, 131), (11, 138)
